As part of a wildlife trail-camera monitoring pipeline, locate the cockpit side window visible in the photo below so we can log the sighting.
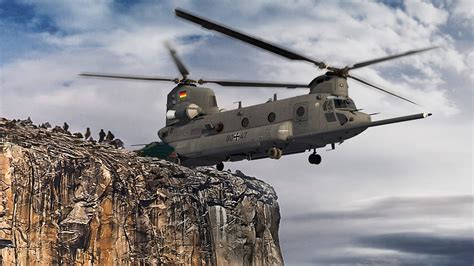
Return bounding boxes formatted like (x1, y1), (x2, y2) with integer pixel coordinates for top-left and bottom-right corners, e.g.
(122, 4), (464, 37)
(334, 99), (345, 108)
(334, 99), (356, 109)
(346, 99), (356, 109)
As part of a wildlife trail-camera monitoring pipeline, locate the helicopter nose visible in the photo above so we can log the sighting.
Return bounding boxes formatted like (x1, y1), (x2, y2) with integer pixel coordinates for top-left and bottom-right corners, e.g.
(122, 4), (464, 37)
(351, 112), (371, 124)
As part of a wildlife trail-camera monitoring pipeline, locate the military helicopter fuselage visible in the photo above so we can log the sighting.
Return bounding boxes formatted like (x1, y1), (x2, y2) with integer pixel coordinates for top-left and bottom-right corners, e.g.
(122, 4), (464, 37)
(159, 74), (371, 167)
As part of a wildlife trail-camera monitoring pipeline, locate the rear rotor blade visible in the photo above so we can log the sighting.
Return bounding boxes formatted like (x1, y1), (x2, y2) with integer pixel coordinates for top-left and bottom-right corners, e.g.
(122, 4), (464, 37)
(349, 47), (438, 70)
(80, 73), (178, 82)
(199, 79), (309, 88)
(348, 74), (418, 105)
(165, 42), (190, 79)
(175, 8), (327, 69)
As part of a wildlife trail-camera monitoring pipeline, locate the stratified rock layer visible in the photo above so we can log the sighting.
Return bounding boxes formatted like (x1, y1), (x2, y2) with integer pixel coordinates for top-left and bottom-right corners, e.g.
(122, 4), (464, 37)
(0, 119), (283, 265)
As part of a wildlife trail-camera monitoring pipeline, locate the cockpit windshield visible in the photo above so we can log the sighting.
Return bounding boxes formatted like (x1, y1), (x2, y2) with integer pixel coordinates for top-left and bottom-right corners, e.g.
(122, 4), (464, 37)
(333, 99), (356, 110)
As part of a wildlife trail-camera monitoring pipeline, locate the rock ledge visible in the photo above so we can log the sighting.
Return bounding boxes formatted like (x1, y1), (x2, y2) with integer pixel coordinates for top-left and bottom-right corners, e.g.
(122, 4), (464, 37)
(0, 118), (283, 265)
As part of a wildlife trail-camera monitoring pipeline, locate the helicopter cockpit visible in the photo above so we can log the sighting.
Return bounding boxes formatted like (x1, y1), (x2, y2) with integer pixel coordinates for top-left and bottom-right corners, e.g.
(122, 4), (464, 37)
(322, 97), (359, 126)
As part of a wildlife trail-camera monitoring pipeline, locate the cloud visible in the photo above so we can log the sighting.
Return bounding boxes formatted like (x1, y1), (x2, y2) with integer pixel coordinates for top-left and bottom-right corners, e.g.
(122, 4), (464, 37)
(283, 195), (473, 265)
(16, 0), (114, 32)
(287, 195), (473, 222)
(358, 232), (474, 262)
(315, 251), (471, 266)
(404, 0), (449, 26)
(451, 0), (474, 22)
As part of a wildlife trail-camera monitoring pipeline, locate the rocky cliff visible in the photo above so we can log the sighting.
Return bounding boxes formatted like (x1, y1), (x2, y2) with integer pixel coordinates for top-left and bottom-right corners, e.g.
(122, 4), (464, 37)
(0, 118), (283, 265)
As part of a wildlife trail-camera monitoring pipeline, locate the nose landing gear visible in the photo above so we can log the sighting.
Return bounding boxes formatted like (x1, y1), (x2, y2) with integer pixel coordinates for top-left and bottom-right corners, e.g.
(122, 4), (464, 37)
(308, 153), (322, 165)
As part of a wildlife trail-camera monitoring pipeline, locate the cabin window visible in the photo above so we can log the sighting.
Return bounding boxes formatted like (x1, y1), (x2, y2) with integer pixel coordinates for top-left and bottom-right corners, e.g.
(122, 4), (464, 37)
(268, 112), (276, 123)
(216, 122), (224, 132)
(296, 106), (305, 117)
(241, 117), (249, 128)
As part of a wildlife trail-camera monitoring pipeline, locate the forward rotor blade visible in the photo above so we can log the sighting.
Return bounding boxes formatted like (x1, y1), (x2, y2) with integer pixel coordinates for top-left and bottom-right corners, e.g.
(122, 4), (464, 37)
(80, 73), (177, 82)
(349, 47), (438, 70)
(348, 74), (418, 105)
(165, 42), (190, 79)
(200, 79), (309, 88)
(175, 8), (327, 68)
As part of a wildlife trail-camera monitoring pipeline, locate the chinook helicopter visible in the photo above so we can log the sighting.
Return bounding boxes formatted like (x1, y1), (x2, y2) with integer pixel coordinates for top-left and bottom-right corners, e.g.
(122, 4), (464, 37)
(81, 9), (434, 171)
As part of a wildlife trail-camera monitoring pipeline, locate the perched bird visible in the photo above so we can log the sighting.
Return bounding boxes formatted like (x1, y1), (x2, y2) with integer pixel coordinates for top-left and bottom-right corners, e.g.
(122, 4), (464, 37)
(63, 122), (69, 132)
(84, 127), (91, 140)
(20, 117), (33, 126)
(39, 122), (51, 129)
(73, 132), (83, 138)
(105, 131), (115, 141)
(51, 126), (64, 133)
(98, 129), (106, 143)
(111, 139), (124, 149)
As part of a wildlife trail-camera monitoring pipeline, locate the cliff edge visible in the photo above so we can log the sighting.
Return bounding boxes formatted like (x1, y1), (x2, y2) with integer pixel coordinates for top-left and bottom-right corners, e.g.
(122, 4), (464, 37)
(0, 118), (283, 265)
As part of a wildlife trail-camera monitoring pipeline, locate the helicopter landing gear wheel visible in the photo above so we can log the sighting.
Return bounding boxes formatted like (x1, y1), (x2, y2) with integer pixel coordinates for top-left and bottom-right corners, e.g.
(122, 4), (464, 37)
(276, 148), (282, 159)
(308, 153), (322, 165)
(268, 147), (283, 159)
(172, 156), (181, 165)
(216, 162), (224, 171)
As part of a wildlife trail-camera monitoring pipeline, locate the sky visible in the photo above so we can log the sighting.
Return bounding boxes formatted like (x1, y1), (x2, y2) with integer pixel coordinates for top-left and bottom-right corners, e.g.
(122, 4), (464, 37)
(0, 0), (473, 265)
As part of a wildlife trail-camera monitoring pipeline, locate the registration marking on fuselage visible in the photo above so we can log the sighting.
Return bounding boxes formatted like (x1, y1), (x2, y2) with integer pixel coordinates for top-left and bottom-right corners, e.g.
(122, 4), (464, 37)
(226, 132), (248, 142)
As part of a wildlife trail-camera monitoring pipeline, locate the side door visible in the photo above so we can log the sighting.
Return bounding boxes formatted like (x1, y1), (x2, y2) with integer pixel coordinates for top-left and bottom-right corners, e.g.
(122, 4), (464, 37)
(293, 102), (308, 134)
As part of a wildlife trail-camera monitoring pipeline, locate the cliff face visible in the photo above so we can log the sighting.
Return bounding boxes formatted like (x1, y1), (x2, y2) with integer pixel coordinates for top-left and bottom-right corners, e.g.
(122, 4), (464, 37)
(0, 118), (283, 265)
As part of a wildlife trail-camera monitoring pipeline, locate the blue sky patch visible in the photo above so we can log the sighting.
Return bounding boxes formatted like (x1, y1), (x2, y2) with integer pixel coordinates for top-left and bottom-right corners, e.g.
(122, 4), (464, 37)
(0, 1), (59, 34)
